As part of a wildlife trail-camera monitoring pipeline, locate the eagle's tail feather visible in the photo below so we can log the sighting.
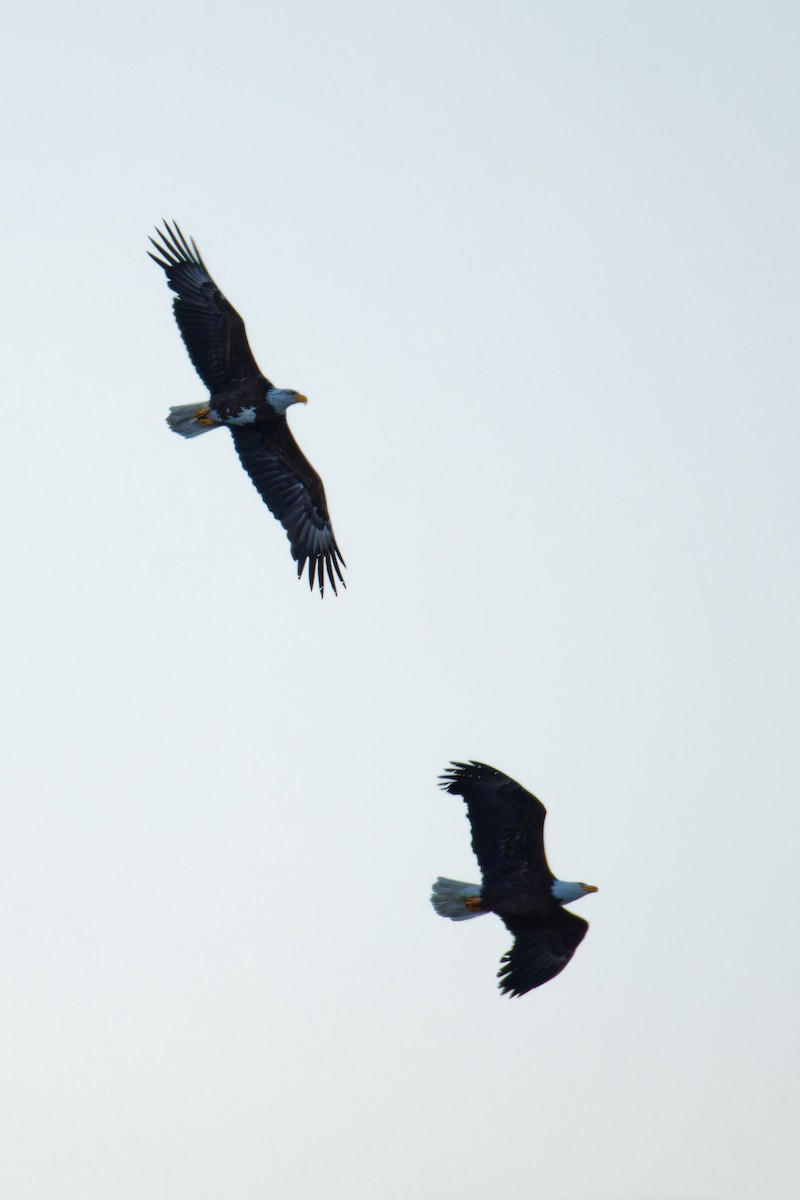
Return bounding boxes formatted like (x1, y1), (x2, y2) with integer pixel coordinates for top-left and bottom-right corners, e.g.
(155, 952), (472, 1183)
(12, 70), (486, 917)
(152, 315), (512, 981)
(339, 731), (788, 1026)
(167, 404), (219, 439)
(430, 877), (486, 921)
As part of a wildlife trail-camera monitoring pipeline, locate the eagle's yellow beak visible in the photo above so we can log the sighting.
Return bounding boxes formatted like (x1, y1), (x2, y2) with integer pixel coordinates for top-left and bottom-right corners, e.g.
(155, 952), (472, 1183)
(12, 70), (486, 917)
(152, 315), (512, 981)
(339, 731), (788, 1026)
(295, 393), (309, 405)
(582, 884), (599, 893)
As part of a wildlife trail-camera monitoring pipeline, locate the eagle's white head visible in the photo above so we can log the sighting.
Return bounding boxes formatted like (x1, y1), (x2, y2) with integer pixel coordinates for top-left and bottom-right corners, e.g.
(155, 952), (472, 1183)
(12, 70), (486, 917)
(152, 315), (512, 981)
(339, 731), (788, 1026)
(266, 387), (308, 415)
(551, 880), (598, 905)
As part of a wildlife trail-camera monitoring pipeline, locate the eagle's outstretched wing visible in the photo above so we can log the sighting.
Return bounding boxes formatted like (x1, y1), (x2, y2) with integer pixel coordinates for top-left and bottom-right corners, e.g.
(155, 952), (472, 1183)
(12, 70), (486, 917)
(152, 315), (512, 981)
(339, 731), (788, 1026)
(149, 222), (264, 392)
(231, 425), (346, 596)
(498, 910), (588, 996)
(439, 761), (552, 896)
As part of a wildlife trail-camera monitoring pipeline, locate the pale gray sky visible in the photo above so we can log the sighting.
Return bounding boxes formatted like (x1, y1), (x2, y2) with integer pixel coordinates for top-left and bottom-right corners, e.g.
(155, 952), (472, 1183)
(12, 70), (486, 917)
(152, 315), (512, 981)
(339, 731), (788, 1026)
(1, 2), (798, 1198)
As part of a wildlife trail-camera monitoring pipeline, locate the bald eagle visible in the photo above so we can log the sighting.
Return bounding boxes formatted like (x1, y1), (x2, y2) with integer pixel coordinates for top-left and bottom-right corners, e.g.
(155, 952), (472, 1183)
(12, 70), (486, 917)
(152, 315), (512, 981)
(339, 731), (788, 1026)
(149, 222), (345, 596)
(431, 761), (597, 996)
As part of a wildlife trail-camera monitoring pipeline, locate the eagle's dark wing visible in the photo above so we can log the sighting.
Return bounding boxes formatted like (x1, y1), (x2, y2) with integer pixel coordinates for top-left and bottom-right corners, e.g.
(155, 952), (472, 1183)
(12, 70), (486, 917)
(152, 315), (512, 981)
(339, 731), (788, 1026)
(498, 910), (588, 995)
(439, 761), (552, 895)
(149, 222), (264, 392)
(231, 425), (346, 596)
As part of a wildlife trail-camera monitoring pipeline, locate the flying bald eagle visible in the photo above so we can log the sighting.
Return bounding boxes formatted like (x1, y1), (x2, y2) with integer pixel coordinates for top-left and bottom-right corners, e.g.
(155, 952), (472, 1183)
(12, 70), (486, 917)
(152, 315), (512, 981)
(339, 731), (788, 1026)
(149, 222), (345, 596)
(431, 761), (597, 996)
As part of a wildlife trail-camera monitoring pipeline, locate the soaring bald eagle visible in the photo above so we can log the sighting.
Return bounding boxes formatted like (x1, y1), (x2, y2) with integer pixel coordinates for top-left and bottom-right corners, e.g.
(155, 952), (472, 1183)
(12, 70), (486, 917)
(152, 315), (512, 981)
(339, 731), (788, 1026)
(149, 222), (345, 596)
(431, 761), (597, 996)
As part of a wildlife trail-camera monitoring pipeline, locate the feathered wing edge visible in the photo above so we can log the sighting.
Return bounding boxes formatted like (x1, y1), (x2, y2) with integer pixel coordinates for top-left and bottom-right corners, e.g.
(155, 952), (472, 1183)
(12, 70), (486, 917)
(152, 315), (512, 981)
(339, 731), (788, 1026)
(298, 533), (347, 597)
(148, 220), (209, 275)
(231, 426), (346, 597)
(497, 911), (589, 997)
(149, 221), (263, 391)
(438, 760), (523, 795)
(440, 760), (485, 792)
(438, 759), (550, 892)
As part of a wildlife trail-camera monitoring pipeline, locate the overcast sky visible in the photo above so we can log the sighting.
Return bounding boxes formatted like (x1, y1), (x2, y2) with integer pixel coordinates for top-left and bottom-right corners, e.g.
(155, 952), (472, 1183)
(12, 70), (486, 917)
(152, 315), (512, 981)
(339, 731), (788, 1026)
(1, 2), (798, 1198)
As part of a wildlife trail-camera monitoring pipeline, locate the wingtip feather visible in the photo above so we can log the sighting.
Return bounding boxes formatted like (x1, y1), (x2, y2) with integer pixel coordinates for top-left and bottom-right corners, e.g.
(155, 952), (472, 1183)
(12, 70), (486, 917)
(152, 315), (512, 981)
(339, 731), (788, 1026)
(438, 761), (474, 792)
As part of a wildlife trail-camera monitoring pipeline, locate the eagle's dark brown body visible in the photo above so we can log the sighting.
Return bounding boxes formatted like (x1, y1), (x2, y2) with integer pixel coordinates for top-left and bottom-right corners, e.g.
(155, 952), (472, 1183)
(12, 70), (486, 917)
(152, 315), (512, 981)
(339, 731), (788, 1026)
(205, 377), (272, 424)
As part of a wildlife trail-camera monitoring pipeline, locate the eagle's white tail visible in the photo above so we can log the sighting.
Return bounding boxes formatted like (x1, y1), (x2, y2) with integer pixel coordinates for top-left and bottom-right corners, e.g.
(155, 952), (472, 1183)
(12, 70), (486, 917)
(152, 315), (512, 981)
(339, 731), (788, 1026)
(430, 877), (486, 921)
(167, 404), (219, 439)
